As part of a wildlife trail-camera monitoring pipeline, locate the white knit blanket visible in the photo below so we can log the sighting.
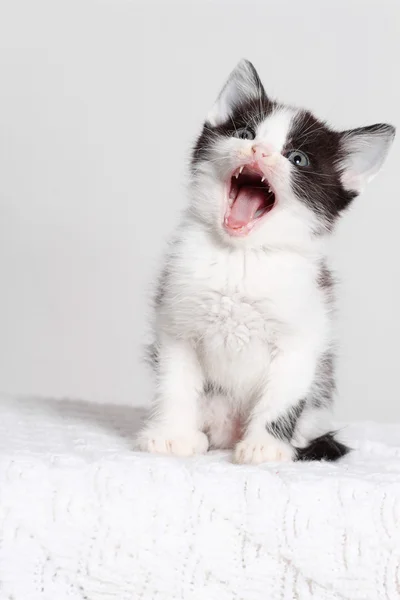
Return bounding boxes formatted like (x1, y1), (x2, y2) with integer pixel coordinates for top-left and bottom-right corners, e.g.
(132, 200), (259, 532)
(1, 396), (400, 600)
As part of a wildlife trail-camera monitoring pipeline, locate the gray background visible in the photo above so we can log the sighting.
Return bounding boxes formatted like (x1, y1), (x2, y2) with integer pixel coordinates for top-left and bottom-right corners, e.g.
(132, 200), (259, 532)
(0, 0), (398, 421)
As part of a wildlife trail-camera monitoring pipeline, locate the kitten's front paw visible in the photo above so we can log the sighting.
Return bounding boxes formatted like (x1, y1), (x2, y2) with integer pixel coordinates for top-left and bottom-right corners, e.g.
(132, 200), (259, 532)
(136, 428), (209, 457)
(233, 433), (294, 464)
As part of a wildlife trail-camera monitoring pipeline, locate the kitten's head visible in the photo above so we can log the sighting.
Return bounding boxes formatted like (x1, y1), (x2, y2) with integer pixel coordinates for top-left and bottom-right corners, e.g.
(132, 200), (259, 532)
(190, 59), (395, 248)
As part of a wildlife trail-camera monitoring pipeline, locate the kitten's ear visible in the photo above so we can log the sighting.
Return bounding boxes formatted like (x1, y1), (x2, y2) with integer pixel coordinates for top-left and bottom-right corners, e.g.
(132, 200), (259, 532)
(206, 59), (266, 127)
(339, 124), (395, 194)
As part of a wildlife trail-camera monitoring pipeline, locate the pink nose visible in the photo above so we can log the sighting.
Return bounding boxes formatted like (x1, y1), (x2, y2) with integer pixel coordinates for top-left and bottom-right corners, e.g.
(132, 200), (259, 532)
(252, 144), (272, 159)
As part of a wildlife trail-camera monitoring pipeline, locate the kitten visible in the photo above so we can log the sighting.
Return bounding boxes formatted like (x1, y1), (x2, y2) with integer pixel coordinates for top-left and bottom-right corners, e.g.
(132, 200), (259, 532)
(137, 60), (395, 464)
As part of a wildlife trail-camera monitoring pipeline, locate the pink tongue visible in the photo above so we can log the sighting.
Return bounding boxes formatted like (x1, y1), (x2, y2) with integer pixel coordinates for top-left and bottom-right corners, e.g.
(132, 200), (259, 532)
(227, 188), (265, 229)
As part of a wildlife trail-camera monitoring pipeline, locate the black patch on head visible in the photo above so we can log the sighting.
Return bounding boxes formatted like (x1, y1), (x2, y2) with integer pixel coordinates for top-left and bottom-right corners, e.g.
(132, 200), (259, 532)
(296, 432), (350, 461)
(191, 95), (277, 169)
(266, 399), (306, 441)
(287, 111), (357, 228)
(308, 351), (336, 408)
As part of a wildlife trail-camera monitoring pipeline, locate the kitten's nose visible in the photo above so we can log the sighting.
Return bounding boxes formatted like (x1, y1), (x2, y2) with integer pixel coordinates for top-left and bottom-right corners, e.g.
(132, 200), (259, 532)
(252, 144), (272, 158)
(252, 144), (277, 165)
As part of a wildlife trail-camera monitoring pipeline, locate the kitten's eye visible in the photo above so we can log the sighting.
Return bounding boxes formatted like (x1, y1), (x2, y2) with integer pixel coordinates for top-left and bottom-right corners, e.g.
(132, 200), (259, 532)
(232, 127), (255, 140)
(285, 150), (310, 167)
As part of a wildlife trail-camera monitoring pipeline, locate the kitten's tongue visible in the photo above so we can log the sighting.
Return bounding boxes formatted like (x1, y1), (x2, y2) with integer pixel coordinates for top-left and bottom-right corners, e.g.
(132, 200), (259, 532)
(227, 188), (265, 229)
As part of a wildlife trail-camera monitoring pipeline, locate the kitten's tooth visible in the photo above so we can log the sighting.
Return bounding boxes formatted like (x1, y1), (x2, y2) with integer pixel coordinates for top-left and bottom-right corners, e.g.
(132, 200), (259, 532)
(235, 170), (239, 179)
(239, 166), (244, 174)
(261, 177), (265, 183)
(268, 186), (272, 193)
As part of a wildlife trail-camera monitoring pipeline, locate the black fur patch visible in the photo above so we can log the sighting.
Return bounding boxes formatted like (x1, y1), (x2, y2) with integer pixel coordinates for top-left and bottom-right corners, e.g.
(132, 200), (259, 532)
(296, 432), (350, 461)
(266, 399), (306, 441)
(192, 96), (277, 168)
(287, 111), (356, 228)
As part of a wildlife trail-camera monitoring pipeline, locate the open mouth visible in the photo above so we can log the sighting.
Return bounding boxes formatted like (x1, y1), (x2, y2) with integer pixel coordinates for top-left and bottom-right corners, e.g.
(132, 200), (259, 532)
(224, 165), (276, 236)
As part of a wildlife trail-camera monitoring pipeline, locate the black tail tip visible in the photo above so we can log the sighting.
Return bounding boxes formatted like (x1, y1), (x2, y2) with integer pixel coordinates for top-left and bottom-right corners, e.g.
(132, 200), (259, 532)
(295, 432), (351, 462)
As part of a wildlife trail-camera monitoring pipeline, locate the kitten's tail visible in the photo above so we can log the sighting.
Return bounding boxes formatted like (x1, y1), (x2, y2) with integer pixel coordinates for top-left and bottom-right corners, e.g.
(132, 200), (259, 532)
(295, 432), (350, 462)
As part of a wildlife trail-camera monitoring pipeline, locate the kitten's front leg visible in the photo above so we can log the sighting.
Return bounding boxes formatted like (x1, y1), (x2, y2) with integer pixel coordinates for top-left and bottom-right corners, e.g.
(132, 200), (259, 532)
(234, 336), (317, 464)
(137, 333), (208, 457)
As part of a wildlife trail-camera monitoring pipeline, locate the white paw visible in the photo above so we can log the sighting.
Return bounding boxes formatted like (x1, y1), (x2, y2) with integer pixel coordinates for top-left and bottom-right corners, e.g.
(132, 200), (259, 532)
(136, 428), (209, 457)
(233, 433), (294, 465)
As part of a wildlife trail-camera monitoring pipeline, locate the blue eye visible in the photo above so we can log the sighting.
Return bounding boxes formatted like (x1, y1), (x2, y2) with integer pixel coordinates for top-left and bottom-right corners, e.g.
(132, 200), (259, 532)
(285, 150), (310, 167)
(232, 127), (255, 140)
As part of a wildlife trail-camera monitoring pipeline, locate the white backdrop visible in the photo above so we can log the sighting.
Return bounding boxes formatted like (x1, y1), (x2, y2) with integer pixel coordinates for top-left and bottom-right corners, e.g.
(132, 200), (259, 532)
(0, 0), (398, 421)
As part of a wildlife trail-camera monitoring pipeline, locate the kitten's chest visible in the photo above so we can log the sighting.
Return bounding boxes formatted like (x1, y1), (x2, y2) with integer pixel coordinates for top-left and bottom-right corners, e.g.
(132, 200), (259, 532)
(165, 248), (303, 346)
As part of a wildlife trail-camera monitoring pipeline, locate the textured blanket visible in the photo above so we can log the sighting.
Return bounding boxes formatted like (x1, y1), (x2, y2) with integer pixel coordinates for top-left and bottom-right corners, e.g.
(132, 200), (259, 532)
(0, 396), (400, 600)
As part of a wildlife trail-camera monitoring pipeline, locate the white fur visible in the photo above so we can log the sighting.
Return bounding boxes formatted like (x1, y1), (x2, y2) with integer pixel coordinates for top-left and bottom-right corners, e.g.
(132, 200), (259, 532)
(137, 62), (393, 463)
(138, 94), (330, 463)
(257, 107), (296, 153)
(137, 212), (330, 460)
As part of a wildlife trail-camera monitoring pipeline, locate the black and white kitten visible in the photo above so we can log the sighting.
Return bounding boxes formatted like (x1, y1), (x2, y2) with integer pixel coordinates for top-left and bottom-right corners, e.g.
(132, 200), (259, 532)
(137, 60), (395, 464)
